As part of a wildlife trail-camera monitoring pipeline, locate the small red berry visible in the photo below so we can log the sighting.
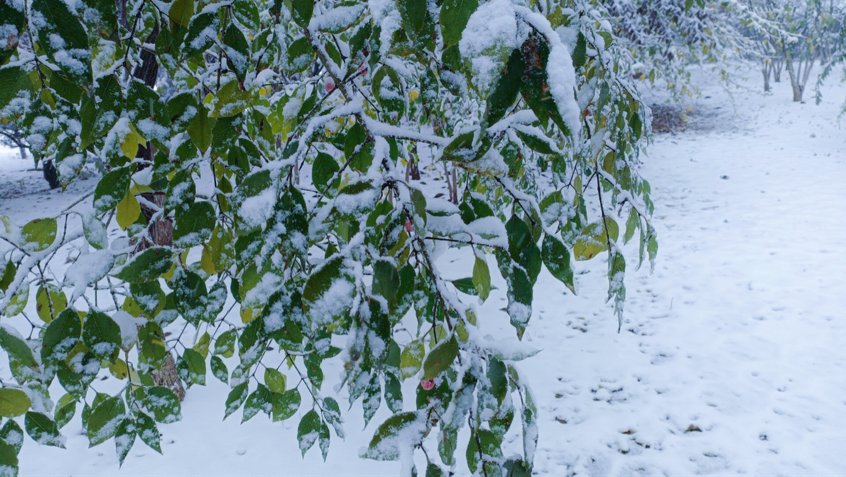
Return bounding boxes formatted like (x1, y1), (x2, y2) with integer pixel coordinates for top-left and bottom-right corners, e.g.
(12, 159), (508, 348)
(324, 80), (335, 93)
(405, 218), (413, 233)
(420, 379), (435, 391)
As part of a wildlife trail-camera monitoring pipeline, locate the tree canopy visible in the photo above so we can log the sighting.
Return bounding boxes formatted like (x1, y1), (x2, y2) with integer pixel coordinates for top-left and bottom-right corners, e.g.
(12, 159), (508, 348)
(0, 0), (656, 475)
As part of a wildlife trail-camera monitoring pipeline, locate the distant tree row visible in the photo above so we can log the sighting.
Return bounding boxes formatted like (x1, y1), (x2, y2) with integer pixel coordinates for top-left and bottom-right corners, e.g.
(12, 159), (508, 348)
(600, 0), (846, 102)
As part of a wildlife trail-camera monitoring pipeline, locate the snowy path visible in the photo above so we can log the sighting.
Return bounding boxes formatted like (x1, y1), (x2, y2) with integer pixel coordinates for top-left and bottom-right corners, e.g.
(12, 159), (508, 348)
(6, 72), (846, 476)
(525, 78), (846, 476)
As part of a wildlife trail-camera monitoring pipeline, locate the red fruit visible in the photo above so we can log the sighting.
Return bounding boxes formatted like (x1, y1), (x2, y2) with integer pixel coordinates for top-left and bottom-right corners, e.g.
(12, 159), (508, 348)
(583, 109), (591, 118)
(405, 218), (413, 233)
(324, 80), (335, 93)
(420, 379), (435, 391)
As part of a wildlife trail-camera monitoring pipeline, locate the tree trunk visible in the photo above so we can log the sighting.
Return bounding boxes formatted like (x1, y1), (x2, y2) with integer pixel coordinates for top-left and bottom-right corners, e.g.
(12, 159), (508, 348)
(42, 160), (59, 189)
(129, 20), (186, 401)
(784, 54), (803, 102)
(151, 355), (185, 401)
(773, 59), (783, 82)
(406, 145), (421, 181)
(762, 60), (771, 93)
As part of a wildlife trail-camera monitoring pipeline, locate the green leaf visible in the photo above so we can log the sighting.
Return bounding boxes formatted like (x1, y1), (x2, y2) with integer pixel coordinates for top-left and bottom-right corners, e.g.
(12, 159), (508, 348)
(506, 215), (533, 258)
(2, 288), (27, 317)
(24, 412), (65, 448)
(396, 0), (434, 48)
(94, 167), (132, 212)
(194, 332), (211, 358)
(209, 80), (251, 118)
(21, 218), (57, 252)
(485, 47), (523, 126)
(82, 213), (108, 250)
(0, 439), (17, 477)
(187, 105), (215, 153)
(286, 37), (316, 74)
(318, 417), (331, 460)
(32, 0), (89, 82)
(297, 409), (321, 457)
(130, 281), (165, 317)
(224, 383), (248, 419)
(466, 428), (502, 474)
(87, 395), (125, 447)
(303, 256), (352, 322)
(451, 277), (477, 296)
(82, 311), (121, 361)
(54, 394), (76, 429)
(647, 234), (658, 264)
(312, 152), (339, 194)
(242, 384), (272, 423)
(363, 411), (424, 461)
(138, 322), (166, 371)
(291, 0), (314, 26)
(178, 348), (206, 386)
(41, 309), (81, 365)
(321, 396), (344, 438)
(0, 326), (36, 367)
(400, 340), (425, 379)
(440, 0), (478, 47)
(0, 260), (15, 292)
(519, 35), (570, 135)
(384, 373), (402, 413)
(165, 170), (196, 211)
(572, 32), (587, 68)
(169, 0), (194, 27)
(0, 389), (31, 417)
(516, 130), (555, 154)
(504, 458), (532, 477)
(541, 235), (575, 294)
(0, 418), (23, 453)
(138, 387), (181, 424)
(0, 66), (25, 110)
(272, 388), (301, 422)
(472, 257), (491, 301)
(504, 263), (533, 333)
(134, 412), (161, 453)
(210, 355), (228, 383)
(214, 329), (236, 358)
(372, 260), (399, 307)
(264, 368), (286, 394)
(174, 201), (215, 248)
(115, 418), (136, 466)
(114, 247), (172, 283)
(423, 336), (458, 380)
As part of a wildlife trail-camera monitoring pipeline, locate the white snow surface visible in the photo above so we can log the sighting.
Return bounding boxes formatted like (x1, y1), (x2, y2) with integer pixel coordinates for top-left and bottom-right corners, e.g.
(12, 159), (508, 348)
(1, 66), (845, 475)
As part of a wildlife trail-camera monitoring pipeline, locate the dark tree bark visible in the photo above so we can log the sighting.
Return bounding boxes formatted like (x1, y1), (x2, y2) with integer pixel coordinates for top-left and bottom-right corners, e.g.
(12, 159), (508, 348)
(129, 21), (186, 401)
(42, 160), (59, 189)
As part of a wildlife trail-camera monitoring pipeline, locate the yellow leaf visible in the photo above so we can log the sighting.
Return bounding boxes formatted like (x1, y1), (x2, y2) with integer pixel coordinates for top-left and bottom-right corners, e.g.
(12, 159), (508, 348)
(201, 243), (216, 274)
(122, 297), (145, 317)
(240, 307), (254, 323)
(116, 190), (140, 229)
(109, 359), (129, 379)
(168, 0), (194, 27)
(120, 125), (145, 159)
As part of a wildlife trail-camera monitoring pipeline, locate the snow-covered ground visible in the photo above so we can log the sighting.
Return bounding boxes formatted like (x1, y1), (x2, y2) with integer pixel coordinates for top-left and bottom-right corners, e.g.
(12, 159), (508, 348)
(4, 66), (846, 476)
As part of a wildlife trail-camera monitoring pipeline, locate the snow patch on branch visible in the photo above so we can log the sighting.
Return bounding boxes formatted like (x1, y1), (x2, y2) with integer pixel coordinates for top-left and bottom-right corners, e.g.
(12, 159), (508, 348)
(515, 6), (582, 137)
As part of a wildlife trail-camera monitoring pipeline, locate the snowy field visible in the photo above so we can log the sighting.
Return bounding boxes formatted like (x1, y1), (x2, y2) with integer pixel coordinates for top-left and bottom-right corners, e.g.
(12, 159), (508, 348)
(3, 67), (846, 476)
